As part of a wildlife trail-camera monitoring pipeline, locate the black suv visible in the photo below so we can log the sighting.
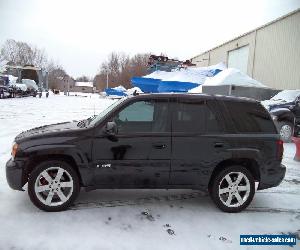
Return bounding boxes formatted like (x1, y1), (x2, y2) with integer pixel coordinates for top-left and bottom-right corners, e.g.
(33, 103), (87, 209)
(6, 94), (286, 212)
(262, 90), (300, 141)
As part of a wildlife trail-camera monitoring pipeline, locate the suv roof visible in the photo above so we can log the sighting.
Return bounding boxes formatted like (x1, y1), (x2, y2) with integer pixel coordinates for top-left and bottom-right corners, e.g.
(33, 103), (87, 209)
(128, 93), (258, 104)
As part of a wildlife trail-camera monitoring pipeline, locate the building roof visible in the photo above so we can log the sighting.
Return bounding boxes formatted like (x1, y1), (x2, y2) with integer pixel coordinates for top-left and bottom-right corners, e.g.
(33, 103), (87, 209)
(75, 81), (94, 87)
(191, 8), (300, 60)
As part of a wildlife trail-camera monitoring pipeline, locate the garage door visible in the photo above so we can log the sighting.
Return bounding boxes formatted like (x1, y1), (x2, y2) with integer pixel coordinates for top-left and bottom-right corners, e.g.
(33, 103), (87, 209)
(227, 45), (249, 74)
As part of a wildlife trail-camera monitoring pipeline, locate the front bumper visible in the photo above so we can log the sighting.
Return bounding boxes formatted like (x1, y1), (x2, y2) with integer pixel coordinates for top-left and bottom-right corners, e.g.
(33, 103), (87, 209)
(6, 158), (26, 191)
(258, 163), (286, 190)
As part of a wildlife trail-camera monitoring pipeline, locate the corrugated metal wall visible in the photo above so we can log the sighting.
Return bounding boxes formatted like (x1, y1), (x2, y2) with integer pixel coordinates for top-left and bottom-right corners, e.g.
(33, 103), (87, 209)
(191, 10), (300, 90)
(253, 11), (300, 89)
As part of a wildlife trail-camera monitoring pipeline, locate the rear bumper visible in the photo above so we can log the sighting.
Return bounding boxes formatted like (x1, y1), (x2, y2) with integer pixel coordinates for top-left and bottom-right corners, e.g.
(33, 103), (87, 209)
(258, 163), (286, 190)
(6, 158), (25, 191)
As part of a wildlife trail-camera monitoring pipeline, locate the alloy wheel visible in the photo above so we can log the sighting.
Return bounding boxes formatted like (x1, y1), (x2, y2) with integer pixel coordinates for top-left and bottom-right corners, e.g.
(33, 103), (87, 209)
(218, 172), (251, 208)
(280, 124), (292, 141)
(34, 166), (74, 207)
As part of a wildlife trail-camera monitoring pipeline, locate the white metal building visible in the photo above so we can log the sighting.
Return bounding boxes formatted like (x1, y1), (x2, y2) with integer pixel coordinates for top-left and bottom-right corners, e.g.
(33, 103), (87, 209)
(191, 9), (300, 90)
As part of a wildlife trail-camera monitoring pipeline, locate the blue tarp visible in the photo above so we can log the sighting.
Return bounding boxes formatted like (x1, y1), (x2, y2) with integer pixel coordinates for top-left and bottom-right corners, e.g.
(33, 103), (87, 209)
(131, 77), (199, 93)
(131, 65), (224, 93)
(158, 81), (198, 93)
(105, 88), (127, 96)
(131, 77), (160, 93)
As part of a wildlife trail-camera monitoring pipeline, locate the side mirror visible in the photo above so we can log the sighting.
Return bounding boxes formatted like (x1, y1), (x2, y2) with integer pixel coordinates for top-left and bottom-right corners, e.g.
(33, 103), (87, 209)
(105, 121), (117, 136)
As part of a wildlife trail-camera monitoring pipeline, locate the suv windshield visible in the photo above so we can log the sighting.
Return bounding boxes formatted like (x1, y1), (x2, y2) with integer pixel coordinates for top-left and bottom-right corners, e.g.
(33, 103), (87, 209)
(88, 98), (126, 127)
(271, 90), (300, 102)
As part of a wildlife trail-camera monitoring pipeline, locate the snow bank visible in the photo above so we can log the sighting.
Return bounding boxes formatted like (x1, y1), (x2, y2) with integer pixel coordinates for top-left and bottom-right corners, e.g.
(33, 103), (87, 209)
(14, 83), (28, 91)
(113, 85), (126, 91)
(126, 87), (143, 95)
(22, 79), (38, 90)
(144, 63), (226, 85)
(203, 68), (267, 88)
(188, 85), (203, 93)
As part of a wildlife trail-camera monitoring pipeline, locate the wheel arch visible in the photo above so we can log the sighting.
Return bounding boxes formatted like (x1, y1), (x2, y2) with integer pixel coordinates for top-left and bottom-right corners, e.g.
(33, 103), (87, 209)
(24, 154), (83, 186)
(208, 158), (260, 190)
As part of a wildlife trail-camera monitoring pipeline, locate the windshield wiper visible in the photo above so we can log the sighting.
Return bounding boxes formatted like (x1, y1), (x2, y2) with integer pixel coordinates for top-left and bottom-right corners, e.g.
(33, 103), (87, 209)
(86, 115), (97, 125)
(77, 119), (87, 128)
(77, 115), (97, 128)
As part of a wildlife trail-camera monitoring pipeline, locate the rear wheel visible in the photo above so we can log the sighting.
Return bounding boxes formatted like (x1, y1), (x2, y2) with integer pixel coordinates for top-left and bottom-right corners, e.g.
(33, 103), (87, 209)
(28, 160), (80, 212)
(210, 166), (255, 213)
(278, 121), (293, 142)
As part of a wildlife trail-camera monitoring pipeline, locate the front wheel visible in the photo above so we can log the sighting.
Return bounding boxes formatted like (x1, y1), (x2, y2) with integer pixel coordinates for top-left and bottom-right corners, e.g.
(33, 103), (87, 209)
(210, 166), (255, 213)
(28, 160), (80, 212)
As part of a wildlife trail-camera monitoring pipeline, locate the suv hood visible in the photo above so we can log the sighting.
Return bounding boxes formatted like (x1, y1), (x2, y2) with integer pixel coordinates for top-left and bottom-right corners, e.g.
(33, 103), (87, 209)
(261, 99), (294, 111)
(15, 121), (80, 142)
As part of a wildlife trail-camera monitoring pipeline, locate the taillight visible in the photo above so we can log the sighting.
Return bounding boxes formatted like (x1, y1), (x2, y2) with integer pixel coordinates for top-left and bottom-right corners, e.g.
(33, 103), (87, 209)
(276, 139), (284, 160)
(11, 142), (19, 159)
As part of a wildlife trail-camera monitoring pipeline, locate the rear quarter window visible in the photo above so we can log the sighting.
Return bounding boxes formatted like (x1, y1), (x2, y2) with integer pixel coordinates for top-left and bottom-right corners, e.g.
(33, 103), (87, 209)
(223, 100), (277, 133)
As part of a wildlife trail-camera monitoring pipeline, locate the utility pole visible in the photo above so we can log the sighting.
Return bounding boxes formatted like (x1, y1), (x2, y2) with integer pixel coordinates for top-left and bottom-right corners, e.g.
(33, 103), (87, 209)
(106, 71), (109, 89)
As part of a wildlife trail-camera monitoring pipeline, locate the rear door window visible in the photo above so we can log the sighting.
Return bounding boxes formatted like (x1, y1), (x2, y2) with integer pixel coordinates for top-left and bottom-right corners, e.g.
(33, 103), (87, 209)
(173, 99), (222, 133)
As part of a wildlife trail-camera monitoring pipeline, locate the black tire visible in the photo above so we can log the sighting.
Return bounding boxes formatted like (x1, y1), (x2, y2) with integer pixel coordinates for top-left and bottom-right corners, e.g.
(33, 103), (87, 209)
(278, 121), (293, 142)
(28, 160), (80, 212)
(210, 166), (255, 213)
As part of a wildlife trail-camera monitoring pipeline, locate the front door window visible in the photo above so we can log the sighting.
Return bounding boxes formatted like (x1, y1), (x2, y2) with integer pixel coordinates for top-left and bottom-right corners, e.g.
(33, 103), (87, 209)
(114, 100), (169, 134)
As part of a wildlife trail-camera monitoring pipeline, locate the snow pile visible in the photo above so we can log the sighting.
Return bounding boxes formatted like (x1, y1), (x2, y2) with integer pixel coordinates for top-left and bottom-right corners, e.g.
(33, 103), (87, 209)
(14, 83), (28, 91)
(144, 63), (226, 85)
(203, 68), (267, 88)
(188, 85), (203, 93)
(22, 79), (38, 90)
(126, 87), (143, 95)
(113, 85), (126, 92)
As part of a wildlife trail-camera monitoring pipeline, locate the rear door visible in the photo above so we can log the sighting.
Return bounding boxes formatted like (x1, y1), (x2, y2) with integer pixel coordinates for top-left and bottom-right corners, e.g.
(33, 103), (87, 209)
(92, 97), (171, 188)
(170, 96), (225, 189)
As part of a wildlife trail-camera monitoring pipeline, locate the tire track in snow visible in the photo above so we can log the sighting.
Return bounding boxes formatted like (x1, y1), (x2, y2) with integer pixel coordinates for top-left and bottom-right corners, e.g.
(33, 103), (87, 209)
(70, 191), (207, 210)
(246, 207), (300, 214)
(70, 190), (300, 214)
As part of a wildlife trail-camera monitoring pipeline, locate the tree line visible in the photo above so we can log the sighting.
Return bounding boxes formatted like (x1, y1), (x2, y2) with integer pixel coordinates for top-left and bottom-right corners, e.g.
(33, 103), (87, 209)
(0, 39), (150, 91)
(94, 52), (149, 90)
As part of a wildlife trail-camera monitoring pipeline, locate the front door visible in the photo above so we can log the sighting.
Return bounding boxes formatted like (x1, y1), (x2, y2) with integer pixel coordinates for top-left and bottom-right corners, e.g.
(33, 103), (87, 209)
(92, 98), (171, 188)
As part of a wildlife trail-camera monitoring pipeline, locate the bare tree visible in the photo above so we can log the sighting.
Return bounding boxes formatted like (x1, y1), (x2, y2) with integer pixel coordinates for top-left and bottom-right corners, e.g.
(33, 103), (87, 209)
(94, 52), (149, 91)
(0, 39), (48, 68)
(76, 75), (90, 82)
(47, 61), (67, 90)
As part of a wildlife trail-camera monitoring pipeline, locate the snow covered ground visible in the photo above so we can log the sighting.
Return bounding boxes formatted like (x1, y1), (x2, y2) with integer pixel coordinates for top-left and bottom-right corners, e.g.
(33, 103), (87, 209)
(0, 94), (299, 250)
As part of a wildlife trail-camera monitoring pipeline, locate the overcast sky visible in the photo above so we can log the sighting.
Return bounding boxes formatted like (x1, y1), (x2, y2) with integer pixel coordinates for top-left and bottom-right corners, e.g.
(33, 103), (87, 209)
(0, 0), (299, 78)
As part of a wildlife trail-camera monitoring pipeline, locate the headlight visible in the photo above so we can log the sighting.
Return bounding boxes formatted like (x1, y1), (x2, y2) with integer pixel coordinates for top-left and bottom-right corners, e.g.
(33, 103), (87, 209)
(11, 142), (19, 159)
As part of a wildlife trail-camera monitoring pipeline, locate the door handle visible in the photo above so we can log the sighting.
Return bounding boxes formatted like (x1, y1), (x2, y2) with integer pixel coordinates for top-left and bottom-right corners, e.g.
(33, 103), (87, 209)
(152, 144), (167, 149)
(214, 142), (224, 148)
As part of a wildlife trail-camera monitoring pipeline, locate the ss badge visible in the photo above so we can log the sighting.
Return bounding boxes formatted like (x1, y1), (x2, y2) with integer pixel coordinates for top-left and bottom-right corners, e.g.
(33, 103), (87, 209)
(100, 164), (111, 168)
